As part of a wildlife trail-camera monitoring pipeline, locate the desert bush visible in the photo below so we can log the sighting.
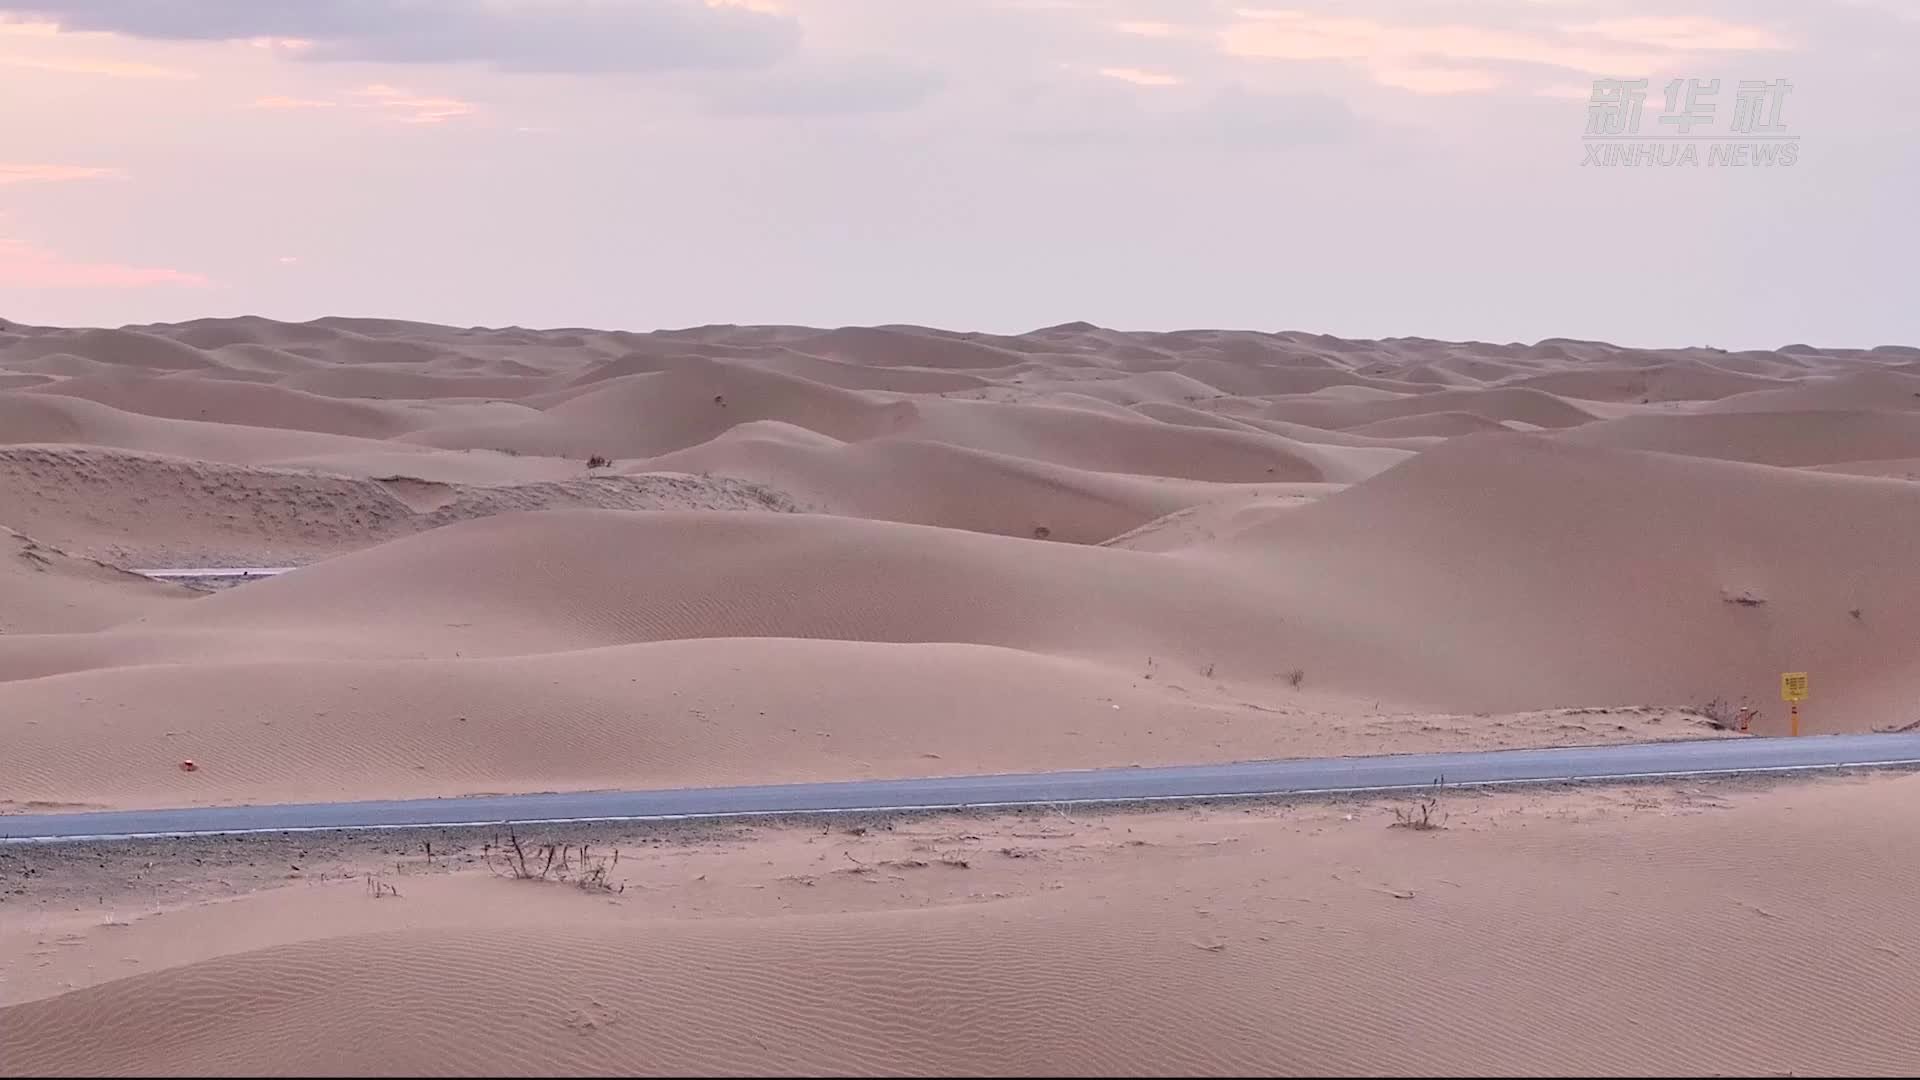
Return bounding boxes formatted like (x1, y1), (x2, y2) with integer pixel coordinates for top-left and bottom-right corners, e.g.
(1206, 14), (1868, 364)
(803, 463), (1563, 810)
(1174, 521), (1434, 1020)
(1695, 698), (1747, 730)
(484, 829), (624, 893)
(1390, 783), (1446, 831)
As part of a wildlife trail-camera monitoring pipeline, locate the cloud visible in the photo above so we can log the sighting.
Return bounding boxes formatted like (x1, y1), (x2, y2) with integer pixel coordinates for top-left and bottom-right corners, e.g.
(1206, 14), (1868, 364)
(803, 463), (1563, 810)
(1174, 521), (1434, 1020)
(1015, 82), (1359, 150)
(352, 83), (477, 124)
(1098, 66), (1181, 87)
(0, 162), (122, 185)
(0, 236), (208, 288)
(1114, 21), (1180, 39)
(702, 56), (941, 115)
(0, 0), (799, 73)
(0, 50), (193, 77)
(249, 95), (335, 109)
(1569, 16), (1790, 52)
(243, 86), (477, 123)
(1221, 11), (1671, 76)
(1371, 65), (1503, 96)
(1216, 8), (1792, 94)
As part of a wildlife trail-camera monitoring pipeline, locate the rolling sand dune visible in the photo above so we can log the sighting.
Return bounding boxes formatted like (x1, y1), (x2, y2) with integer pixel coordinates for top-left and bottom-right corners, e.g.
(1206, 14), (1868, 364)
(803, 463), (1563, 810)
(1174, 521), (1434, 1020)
(4, 318), (1919, 810)
(1557, 409), (1920, 467)
(0, 444), (795, 566)
(1199, 434), (1920, 723)
(640, 429), (1260, 543)
(0, 527), (187, 634)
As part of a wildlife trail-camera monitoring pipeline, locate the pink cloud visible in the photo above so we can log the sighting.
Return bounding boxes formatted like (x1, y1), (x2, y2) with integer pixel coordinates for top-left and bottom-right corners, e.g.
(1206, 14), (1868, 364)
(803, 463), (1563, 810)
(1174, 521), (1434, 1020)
(1097, 66), (1183, 87)
(1372, 66), (1504, 95)
(352, 83), (478, 124)
(0, 237), (209, 289)
(250, 95), (337, 110)
(1570, 17), (1790, 52)
(0, 163), (122, 185)
(0, 52), (194, 79)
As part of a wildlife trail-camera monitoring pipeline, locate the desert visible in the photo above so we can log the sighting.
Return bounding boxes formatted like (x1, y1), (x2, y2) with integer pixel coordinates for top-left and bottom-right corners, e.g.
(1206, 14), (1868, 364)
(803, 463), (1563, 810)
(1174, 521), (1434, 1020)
(3, 316), (1920, 1074)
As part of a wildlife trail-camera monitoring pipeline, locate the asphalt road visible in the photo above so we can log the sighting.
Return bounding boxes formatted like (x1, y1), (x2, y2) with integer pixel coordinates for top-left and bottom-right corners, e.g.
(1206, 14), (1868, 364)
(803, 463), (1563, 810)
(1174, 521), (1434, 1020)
(132, 567), (295, 579)
(7, 733), (1920, 843)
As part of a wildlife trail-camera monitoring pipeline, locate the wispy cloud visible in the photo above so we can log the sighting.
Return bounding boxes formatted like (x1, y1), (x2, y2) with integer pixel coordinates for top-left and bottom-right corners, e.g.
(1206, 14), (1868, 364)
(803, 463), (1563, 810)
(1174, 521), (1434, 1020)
(1223, 11), (1668, 76)
(1372, 65), (1504, 96)
(1114, 21), (1182, 39)
(0, 0), (799, 74)
(1097, 66), (1182, 87)
(0, 163), (122, 185)
(1570, 17), (1790, 52)
(0, 237), (208, 288)
(0, 51), (193, 78)
(352, 83), (477, 124)
(246, 85), (477, 124)
(1218, 8), (1790, 94)
(249, 95), (336, 110)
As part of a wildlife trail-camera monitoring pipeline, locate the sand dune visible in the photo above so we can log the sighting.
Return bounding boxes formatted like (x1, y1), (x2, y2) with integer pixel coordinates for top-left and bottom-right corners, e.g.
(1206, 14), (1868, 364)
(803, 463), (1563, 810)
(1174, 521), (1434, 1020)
(0, 444), (794, 566)
(641, 428), (1261, 543)
(3, 316), (1918, 805)
(0, 527), (187, 635)
(1557, 409), (1920, 466)
(1699, 367), (1920, 413)
(1259, 386), (1600, 431)
(1201, 434), (1920, 724)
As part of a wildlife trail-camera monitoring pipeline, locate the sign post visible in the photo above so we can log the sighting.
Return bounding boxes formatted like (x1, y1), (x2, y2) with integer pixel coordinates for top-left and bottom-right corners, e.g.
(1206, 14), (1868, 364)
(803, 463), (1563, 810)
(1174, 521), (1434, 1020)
(1781, 672), (1809, 736)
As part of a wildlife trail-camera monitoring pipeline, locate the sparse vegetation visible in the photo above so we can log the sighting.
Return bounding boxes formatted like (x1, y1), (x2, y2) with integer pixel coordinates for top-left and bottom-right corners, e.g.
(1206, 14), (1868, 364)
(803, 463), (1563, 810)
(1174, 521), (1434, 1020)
(1390, 781), (1447, 831)
(1286, 668), (1305, 689)
(1694, 698), (1755, 731)
(586, 455), (613, 469)
(1032, 525), (1052, 540)
(484, 828), (625, 893)
(1850, 607), (1863, 620)
(364, 874), (400, 899)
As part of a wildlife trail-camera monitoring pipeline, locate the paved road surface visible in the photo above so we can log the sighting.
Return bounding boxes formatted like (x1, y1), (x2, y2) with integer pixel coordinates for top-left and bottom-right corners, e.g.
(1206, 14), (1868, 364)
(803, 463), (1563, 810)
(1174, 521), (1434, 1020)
(7, 733), (1919, 843)
(133, 567), (296, 579)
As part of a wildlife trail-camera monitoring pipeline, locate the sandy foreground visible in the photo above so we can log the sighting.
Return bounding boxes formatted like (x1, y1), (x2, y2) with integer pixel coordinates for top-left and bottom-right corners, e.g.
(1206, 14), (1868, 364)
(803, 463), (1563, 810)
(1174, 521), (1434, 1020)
(2, 773), (1918, 1075)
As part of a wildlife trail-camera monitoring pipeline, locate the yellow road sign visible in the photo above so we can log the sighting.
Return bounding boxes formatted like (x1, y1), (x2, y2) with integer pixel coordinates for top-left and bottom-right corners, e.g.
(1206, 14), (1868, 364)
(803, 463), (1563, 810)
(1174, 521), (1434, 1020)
(1781, 672), (1809, 702)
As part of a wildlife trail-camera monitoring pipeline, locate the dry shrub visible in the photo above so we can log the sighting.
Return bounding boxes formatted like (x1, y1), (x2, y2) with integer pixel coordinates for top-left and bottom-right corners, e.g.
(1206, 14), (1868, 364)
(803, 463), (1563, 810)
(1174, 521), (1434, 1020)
(484, 829), (625, 893)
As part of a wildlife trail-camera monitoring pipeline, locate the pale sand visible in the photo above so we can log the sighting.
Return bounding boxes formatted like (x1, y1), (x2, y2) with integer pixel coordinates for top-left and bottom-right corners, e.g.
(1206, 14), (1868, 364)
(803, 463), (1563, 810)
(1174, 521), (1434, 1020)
(4, 319), (1918, 814)
(2, 773), (1916, 1075)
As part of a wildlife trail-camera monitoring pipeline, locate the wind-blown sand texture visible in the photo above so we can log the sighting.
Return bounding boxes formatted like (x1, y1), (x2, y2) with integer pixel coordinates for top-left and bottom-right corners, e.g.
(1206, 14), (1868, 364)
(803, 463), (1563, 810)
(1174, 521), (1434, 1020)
(3, 773), (1917, 1075)
(4, 319), (1919, 811)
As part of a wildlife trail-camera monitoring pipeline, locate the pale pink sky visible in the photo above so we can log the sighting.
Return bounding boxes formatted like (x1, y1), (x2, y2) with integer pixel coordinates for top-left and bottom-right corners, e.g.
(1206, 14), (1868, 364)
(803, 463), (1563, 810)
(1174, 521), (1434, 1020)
(1, 0), (1915, 347)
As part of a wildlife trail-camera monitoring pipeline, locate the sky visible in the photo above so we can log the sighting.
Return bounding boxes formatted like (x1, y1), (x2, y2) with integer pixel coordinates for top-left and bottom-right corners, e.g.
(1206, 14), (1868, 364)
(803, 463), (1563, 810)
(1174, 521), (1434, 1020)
(0, 0), (1916, 349)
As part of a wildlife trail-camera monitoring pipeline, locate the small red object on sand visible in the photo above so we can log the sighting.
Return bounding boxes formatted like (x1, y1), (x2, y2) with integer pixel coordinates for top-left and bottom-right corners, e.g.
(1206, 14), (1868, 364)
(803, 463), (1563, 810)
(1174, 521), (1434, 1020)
(179, 759), (198, 772)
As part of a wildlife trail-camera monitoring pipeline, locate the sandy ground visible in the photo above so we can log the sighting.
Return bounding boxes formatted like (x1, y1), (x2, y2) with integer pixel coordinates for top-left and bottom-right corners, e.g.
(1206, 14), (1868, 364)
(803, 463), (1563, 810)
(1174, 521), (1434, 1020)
(2, 771), (1917, 1075)
(5, 318), (1917, 815)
